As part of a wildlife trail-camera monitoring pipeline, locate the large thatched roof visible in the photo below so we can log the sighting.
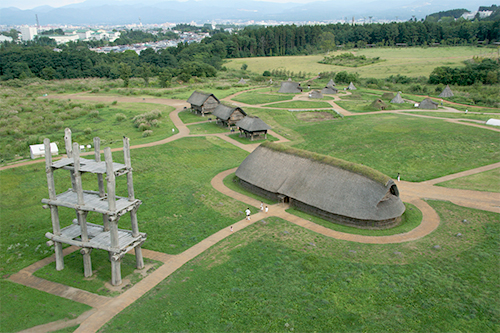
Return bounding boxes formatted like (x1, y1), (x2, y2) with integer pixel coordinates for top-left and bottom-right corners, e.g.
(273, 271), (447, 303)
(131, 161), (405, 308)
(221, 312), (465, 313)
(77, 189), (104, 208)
(278, 81), (302, 93)
(187, 91), (219, 106)
(235, 143), (405, 221)
(236, 116), (271, 132)
(309, 90), (323, 99)
(370, 99), (387, 110)
(322, 86), (338, 94)
(391, 92), (404, 104)
(438, 85), (454, 98)
(348, 82), (357, 90)
(419, 98), (438, 109)
(212, 104), (246, 121)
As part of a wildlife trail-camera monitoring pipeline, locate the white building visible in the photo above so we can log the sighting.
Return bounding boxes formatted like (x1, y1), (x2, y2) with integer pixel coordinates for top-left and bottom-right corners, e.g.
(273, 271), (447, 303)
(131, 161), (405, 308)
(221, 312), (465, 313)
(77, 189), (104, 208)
(0, 35), (13, 42)
(20, 26), (38, 41)
(30, 142), (58, 159)
(48, 34), (79, 44)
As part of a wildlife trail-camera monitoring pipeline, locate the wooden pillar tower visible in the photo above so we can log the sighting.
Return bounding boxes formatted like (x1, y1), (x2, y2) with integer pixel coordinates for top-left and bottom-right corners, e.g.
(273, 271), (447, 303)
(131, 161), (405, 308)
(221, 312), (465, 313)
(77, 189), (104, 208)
(42, 129), (146, 285)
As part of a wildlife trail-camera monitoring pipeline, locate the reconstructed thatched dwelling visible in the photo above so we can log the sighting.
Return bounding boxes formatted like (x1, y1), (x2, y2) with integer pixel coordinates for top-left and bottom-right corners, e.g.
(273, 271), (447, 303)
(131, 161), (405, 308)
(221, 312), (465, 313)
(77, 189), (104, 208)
(238, 78), (247, 85)
(419, 98), (438, 109)
(235, 143), (405, 228)
(348, 82), (357, 90)
(327, 79), (336, 87)
(212, 104), (247, 127)
(278, 81), (303, 93)
(187, 91), (219, 116)
(391, 92), (404, 104)
(370, 99), (388, 110)
(309, 90), (323, 99)
(321, 86), (338, 94)
(235, 116), (271, 140)
(438, 85), (454, 98)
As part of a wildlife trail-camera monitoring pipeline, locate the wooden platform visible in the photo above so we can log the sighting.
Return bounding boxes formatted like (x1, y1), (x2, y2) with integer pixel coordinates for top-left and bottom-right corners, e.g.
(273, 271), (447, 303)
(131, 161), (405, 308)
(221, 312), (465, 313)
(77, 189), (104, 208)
(41, 189), (141, 217)
(52, 157), (130, 176)
(46, 221), (147, 255)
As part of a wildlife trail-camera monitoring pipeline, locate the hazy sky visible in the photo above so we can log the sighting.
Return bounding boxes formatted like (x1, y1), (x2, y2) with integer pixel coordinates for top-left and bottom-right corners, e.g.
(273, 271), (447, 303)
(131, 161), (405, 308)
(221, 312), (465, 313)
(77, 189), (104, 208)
(5, 0), (323, 10)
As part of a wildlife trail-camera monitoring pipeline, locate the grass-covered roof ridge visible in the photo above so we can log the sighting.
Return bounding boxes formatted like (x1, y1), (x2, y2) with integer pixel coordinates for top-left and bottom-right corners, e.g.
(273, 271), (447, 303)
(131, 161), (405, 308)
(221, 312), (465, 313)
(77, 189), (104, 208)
(261, 142), (392, 186)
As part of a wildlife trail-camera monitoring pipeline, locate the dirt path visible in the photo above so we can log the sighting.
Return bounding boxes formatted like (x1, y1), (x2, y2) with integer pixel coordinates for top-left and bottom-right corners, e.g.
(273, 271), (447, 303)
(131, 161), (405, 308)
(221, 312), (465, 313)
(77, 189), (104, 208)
(5, 89), (500, 333)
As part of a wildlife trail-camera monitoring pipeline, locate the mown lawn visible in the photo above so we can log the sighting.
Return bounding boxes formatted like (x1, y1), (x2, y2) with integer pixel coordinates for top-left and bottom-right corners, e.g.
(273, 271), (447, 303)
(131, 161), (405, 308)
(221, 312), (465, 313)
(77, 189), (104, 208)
(292, 114), (500, 182)
(100, 201), (500, 332)
(227, 133), (279, 144)
(265, 100), (332, 109)
(177, 109), (205, 124)
(187, 122), (230, 134)
(435, 168), (500, 193)
(409, 111), (500, 121)
(0, 280), (91, 332)
(231, 92), (294, 105)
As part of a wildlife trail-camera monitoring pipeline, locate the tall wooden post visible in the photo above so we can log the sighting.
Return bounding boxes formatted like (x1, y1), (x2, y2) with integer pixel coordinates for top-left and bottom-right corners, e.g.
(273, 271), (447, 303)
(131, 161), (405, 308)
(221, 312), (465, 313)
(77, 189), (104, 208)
(73, 143), (92, 277)
(44, 139), (64, 271)
(64, 128), (77, 190)
(105, 147), (121, 285)
(94, 137), (109, 231)
(123, 138), (144, 269)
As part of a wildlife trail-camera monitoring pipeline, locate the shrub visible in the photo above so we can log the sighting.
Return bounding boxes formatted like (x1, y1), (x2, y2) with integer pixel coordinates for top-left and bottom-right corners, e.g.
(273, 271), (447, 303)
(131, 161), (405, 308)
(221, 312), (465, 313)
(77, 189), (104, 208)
(84, 127), (92, 135)
(89, 110), (99, 118)
(138, 123), (151, 131)
(95, 103), (105, 109)
(142, 130), (153, 137)
(91, 88), (99, 93)
(115, 113), (126, 122)
(111, 100), (117, 105)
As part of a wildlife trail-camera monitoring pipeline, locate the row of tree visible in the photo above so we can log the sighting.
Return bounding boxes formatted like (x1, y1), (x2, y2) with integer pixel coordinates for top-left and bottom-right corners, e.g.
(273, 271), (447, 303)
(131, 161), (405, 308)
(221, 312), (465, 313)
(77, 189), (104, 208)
(1, 19), (499, 83)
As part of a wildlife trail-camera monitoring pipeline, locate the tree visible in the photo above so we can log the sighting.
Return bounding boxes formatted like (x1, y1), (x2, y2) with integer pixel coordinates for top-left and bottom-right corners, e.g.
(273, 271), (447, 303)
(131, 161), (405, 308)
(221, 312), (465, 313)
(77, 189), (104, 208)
(319, 32), (336, 53)
(138, 64), (152, 86)
(158, 69), (172, 88)
(41, 67), (56, 80)
(119, 63), (132, 87)
(241, 63), (248, 71)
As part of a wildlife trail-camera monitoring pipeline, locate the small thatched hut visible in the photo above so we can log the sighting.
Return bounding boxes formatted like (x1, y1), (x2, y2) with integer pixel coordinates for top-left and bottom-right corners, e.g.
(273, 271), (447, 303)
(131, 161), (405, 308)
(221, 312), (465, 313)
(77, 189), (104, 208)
(238, 78), (247, 85)
(235, 143), (405, 228)
(322, 86), (338, 94)
(212, 104), (247, 127)
(390, 92), (404, 104)
(348, 82), (357, 90)
(278, 81), (303, 93)
(309, 90), (323, 99)
(438, 85), (454, 98)
(235, 116), (272, 140)
(187, 91), (220, 116)
(370, 99), (388, 110)
(419, 98), (438, 109)
(327, 79), (336, 87)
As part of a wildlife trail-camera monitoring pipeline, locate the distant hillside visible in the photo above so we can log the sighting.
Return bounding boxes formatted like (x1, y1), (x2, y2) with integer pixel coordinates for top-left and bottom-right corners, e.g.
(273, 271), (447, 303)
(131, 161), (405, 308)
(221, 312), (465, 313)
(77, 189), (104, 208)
(0, 0), (493, 25)
(425, 8), (469, 20)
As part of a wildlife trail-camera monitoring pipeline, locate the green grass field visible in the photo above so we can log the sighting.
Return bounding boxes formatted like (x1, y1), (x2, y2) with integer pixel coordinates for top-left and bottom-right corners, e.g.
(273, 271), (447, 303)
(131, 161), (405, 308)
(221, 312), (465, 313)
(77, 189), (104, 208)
(100, 201), (500, 332)
(231, 91), (294, 105)
(409, 111), (500, 121)
(435, 168), (500, 193)
(177, 109), (205, 124)
(187, 122), (231, 134)
(265, 100), (332, 109)
(224, 47), (497, 79)
(227, 133), (279, 144)
(0, 280), (91, 332)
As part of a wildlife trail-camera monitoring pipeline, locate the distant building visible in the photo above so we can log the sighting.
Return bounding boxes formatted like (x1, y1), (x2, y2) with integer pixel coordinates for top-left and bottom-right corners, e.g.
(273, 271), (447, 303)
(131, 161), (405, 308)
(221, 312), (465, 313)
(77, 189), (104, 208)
(21, 26), (37, 41)
(48, 34), (79, 44)
(30, 142), (58, 159)
(0, 35), (13, 42)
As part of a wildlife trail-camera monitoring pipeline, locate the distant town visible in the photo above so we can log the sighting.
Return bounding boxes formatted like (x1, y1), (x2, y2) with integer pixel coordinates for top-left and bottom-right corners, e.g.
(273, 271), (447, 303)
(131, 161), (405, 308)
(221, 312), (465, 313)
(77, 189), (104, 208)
(0, 7), (495, 54)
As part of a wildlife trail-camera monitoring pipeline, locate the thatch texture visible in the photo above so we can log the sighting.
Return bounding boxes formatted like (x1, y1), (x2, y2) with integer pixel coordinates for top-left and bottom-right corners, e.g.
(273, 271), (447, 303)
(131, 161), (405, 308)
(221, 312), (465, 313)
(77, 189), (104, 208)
(390, 92), (404, 104)
(321, 86), (338, 94)
(327, 79), (336, 87)
(370, 99), (388, 110)
(212, 104), (246, 126)
(309, 90), (323, 99)
(348, 82), (357, 90)
(278, 81), (303, 93)
(187, 91), (219, 115)
(235, 143), (405, 224)
(238, 78), (247, 85)
(419, 98), (438, 109)
(236, 116), (271, 132)
(438, 85), (454, 98)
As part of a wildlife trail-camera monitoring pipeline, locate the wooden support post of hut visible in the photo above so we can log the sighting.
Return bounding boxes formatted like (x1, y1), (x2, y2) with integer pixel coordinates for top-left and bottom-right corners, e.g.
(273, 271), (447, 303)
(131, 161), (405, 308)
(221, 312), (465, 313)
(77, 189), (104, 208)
(42, 129), (147, 286)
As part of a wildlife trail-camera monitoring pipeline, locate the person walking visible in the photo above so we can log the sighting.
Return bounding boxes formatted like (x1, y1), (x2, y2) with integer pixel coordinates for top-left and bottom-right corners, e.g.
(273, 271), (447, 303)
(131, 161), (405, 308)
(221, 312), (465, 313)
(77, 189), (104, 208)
(265, 206), (268, 214)
(260, 202), (264, 211)
(397, 173), (400, 182)
(245, 208), (251, 220)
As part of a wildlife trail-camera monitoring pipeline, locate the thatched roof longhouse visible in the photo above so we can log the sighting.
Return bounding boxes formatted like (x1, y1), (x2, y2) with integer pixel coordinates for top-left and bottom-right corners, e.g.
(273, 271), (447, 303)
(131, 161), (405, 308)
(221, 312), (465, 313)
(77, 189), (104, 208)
(236, 143), (405, 225)
(309, 90), (323, 99)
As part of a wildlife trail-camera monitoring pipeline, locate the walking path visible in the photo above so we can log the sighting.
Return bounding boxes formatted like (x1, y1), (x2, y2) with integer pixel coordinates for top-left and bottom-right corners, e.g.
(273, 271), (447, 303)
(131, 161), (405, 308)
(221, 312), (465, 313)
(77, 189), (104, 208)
(4, 88), (500, 333)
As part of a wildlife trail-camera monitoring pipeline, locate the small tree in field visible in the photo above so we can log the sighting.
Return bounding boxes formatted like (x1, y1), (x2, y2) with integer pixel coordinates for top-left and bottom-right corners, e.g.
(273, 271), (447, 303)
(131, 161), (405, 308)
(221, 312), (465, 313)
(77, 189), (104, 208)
(241, 63), (248, 71)
(119, 63), (132, 87)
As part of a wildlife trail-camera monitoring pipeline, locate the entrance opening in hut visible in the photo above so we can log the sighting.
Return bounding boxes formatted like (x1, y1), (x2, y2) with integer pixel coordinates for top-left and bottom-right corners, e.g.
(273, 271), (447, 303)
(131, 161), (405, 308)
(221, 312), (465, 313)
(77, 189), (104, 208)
(390, 184), (399, 196)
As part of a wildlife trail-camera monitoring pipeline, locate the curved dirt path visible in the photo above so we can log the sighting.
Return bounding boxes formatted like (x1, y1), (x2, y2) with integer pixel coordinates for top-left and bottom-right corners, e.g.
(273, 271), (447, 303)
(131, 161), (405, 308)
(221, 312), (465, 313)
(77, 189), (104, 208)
(6, 88), (500, 333)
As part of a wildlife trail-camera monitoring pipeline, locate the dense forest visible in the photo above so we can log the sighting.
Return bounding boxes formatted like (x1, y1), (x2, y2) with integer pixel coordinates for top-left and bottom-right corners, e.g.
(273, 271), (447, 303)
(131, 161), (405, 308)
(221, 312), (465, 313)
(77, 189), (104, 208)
(0, 18), (499, 85)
